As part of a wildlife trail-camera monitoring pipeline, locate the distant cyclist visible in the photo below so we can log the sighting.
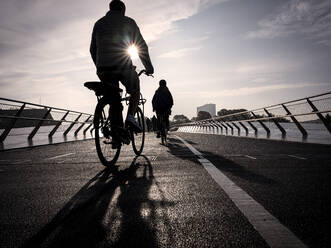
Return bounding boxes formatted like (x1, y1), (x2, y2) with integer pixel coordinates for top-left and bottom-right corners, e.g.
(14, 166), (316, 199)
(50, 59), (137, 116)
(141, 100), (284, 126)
(90, 0), (154, 132)
(152, 80), (174, 137)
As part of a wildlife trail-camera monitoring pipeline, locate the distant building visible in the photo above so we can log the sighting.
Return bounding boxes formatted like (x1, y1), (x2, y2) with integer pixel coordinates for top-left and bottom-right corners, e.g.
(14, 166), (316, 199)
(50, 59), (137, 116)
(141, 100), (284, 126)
(197, 103), (216, 117)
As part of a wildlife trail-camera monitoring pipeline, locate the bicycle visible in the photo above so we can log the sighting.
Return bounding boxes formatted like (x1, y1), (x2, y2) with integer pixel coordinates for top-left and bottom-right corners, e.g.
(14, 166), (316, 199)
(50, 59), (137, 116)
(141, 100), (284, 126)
(157, 112), (169, 146)
(84, 70), (150, 167)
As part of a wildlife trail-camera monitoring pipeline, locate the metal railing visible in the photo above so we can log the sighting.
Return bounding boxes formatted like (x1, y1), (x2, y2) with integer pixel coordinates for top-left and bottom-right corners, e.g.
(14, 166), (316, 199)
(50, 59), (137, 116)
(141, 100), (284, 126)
(172, 91), (331, 139)
(0, 97), (94, 143)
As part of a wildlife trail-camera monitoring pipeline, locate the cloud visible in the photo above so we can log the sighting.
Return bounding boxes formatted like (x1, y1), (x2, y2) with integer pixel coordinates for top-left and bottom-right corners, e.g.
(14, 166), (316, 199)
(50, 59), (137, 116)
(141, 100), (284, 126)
(0, 0), (230, 112)
(245, 0), (331, 46)
(130, 0), (229, 41)
(185, 35), (210, 44)
(181, 82), (328, 98)
(235, 59), (302, 75)
(205, 83), (328, 97)
(159, 47), (202, 58)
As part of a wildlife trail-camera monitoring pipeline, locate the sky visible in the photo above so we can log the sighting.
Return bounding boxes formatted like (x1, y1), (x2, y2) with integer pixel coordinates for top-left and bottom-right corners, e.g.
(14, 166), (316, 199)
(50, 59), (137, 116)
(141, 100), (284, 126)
(1, 0), (331, 119)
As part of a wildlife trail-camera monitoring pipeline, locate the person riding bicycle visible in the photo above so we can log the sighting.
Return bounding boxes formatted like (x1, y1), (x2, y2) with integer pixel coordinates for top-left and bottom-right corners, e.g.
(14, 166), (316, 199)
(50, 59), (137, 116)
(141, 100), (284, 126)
(90, 0), (154, 132)
(152, 80), (173, 138)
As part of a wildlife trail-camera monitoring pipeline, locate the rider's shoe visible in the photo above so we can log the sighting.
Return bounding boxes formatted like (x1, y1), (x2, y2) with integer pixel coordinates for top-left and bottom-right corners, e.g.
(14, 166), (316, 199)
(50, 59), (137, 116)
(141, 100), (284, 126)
(125, 115), (142, 133)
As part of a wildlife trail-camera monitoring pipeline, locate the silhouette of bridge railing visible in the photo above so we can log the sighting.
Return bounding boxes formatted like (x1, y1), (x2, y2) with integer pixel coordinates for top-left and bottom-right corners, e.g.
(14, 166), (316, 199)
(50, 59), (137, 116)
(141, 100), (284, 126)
(173, 91), (331, 141)
(0, 97), (94, 145)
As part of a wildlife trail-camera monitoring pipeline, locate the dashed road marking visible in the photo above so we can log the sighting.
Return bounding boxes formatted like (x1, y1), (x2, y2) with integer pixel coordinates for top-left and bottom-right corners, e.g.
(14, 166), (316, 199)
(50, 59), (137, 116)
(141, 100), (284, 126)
(288, 155), (307, 160)
(12, 160), (31, 165)
(151, 155), (158, 161)
(47, 153), (75, 160)
(245, 155), (257, 160)
(175, 135), (307, 248)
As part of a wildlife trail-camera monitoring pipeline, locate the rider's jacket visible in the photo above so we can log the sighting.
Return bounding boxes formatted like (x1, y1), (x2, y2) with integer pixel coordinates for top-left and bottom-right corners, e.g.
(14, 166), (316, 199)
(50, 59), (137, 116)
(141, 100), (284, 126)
(90, 10), (153, 71)
(152, 86), (174, 113)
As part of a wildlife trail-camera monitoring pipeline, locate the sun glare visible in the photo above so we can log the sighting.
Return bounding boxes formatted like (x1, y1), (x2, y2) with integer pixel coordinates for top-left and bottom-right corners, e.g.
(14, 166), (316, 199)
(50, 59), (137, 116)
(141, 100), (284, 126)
(128, 45), (139, 60)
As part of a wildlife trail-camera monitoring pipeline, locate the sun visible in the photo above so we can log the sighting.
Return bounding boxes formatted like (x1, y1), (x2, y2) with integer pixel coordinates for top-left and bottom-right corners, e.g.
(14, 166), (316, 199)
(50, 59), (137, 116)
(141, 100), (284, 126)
(127, 44), (139, 60)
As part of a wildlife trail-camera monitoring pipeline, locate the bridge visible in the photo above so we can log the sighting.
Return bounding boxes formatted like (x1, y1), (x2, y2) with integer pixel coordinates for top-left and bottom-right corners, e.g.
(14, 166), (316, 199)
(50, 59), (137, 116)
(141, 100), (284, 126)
(0, 93), (330, 248)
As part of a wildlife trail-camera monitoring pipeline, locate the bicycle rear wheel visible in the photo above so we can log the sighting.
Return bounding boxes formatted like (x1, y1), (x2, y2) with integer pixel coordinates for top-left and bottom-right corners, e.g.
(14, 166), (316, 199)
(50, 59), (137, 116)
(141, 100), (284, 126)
(160, 115), (167, 145)
(94, 97), (121, 167)
(131, 107), (145, 155)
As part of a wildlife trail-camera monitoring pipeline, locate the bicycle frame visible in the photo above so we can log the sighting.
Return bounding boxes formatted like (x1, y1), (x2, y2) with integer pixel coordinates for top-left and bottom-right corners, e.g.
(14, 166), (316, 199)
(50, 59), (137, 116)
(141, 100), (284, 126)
(86, 69), (150, 167)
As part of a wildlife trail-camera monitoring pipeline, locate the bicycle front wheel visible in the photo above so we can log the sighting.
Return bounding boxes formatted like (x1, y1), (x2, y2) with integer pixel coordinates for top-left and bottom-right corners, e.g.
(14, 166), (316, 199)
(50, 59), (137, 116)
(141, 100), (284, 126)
(94, 97), (121, 167)
(131, 107), (145, 155)
(161, 116), (167, 145)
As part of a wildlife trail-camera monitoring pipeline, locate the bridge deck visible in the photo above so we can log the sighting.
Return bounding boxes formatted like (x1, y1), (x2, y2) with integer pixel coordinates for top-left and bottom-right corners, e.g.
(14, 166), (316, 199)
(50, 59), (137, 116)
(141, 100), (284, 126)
(0, 133), (330, 247)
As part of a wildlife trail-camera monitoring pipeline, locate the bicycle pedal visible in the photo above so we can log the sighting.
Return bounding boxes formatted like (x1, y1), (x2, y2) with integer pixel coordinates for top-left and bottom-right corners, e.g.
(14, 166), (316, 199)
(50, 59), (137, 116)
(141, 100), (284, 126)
(121, 137), (130, 145)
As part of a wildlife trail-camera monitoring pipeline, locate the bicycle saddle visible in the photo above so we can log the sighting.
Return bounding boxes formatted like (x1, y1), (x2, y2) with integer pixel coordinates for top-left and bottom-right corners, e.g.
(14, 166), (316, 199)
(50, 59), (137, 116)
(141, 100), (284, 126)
(84, 81), (123, 96)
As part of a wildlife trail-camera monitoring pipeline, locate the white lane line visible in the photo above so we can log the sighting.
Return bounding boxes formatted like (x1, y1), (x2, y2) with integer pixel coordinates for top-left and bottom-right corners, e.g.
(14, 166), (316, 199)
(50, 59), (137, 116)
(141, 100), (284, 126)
(245, 155), (257, 160)
(12, 160), (31, 165)
(152, 155), (158, 161)
(288, 155), (307, 160)
(47, 153), (75, 160)
(175, 135), (307, 248)
(180, 141), (202, 156)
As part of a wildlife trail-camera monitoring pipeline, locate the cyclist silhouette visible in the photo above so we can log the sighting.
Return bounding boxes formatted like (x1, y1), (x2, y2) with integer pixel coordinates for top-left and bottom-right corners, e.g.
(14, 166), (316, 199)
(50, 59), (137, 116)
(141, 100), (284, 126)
(90, 0), (154, 132)
(152, 80), (173, 138)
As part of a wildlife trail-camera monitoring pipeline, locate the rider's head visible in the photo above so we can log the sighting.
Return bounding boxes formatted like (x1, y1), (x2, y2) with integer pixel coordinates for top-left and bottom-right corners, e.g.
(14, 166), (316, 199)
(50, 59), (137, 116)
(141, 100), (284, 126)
(159, 80), (167, 87)
(109, 0), (126, 15)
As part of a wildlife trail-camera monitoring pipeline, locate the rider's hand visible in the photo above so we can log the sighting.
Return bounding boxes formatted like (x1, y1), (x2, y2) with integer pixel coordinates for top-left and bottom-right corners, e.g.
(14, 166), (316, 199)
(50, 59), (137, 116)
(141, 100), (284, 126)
(146, 67), (154, 75)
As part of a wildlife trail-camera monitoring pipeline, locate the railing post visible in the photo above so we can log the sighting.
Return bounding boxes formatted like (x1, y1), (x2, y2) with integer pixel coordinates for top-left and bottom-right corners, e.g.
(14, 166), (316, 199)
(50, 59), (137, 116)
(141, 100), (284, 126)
(208, 121), (213, 133)
(49, 111), (70, 138)
(307, 98), (331, 133)
(282, 104), (307, 137)
(232, 122), (241, 135)
(247, 121), (258, 135)
(200, 122), (205, 133)
(264, 108), (286, 137)
(225, 122), (234, 135)
(0, 103), (25, 142)
(193, 124), (198, 133)
(239, 122), (248, 135)
(90, 126), (95, 135)
(251, 112), (270, 136)
(202, 121), (206, 132)
(220, 122), (228, 134)
(212, 121), (220, 134)
(198, 122), (203, 133)
(64, 113), (82, 136)
(215, 121), (223, 134)
(74, 115), (92, 136)
(212, 121), (218, 134)
(83, 123), (93, 135)
(28, 107), (53, 140)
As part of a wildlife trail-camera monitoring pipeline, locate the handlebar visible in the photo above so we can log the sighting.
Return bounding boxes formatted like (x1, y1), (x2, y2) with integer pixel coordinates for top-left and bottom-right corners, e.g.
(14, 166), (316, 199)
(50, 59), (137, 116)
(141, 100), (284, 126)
(138, 69), (154, 78)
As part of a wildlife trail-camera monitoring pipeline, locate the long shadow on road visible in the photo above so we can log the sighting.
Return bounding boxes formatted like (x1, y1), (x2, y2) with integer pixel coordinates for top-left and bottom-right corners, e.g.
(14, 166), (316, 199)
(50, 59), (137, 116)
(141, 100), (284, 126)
(167, 137), (276, 186)
(167, 135), (331, 248)
(22, 155), (174, 248)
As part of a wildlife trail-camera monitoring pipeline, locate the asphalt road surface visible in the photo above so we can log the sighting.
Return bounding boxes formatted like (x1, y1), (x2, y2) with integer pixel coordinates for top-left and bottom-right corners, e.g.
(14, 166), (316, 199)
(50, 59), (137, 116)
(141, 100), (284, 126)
(0, 132), (330, 248)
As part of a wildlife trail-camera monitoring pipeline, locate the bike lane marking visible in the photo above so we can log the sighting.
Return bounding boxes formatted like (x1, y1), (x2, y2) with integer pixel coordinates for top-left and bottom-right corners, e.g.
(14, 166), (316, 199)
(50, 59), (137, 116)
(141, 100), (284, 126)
(288, 155), (307, 160)
(12, 160), (32, 165)
(46, 153), (75, 160)
(175, 135), (307, 248)
(244, 155), (257, 160)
